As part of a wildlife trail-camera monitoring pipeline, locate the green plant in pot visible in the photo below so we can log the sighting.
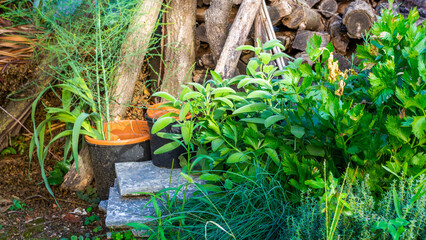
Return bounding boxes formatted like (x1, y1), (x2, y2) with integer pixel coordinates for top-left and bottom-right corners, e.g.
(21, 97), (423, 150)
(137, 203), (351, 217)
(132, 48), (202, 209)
(29, 1), (155, 200)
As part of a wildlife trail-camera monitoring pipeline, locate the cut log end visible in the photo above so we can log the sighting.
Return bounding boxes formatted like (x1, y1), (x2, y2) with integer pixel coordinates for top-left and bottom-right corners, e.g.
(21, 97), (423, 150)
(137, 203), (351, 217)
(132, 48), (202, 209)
(343, 0), (375, 39)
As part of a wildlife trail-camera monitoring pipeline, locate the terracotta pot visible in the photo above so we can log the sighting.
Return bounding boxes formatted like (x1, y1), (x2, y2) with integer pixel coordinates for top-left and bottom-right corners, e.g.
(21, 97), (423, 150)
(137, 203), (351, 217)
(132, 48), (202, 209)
(85, 120), (150, 200)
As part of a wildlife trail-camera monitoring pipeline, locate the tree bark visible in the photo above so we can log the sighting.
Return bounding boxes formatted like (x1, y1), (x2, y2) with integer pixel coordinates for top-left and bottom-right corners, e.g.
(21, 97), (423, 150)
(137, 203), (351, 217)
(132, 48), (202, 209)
(61, 145), (93, 191)
(161, 0), (197, 97)
(215, 0), (262, 79)
(205, 0), (234, 63)
(111, 0), (163, 119)
(342, 0), (375, 39)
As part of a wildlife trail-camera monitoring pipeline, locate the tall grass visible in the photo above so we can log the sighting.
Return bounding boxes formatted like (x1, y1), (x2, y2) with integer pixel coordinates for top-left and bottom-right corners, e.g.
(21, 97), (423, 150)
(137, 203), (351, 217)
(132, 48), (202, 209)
(137, 166), (426, 240)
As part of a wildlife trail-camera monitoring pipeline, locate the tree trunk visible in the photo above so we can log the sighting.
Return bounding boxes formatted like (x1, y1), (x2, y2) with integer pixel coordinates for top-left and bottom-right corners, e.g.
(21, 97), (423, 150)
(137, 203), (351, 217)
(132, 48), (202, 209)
(111, 0), (163, 119)
(205, 0), (234, 63)
(161, 0), (197, 97)
(215, 0), (262, 79)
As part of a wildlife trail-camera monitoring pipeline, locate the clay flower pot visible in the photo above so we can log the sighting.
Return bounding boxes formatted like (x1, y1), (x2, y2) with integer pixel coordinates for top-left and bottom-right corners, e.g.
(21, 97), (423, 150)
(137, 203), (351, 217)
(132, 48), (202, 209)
(85, 120), (150, 200)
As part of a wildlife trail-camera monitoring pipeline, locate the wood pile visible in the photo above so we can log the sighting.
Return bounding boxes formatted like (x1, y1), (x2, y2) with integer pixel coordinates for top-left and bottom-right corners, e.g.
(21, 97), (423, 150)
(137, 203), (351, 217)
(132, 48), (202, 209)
(192, 0), (425, 79)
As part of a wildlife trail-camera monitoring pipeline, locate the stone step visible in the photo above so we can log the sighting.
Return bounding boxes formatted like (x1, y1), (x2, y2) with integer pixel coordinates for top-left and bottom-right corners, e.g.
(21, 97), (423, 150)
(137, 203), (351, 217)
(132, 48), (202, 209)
(105, 183), (157, 228)
(115, 161), (203, 198)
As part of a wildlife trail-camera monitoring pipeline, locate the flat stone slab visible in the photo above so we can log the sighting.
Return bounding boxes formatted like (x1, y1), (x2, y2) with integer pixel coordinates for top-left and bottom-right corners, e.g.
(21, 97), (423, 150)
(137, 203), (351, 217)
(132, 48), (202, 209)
(115, 161), (204, 198)
(105, 184), (157, 228)
(98, 200), (108, 213)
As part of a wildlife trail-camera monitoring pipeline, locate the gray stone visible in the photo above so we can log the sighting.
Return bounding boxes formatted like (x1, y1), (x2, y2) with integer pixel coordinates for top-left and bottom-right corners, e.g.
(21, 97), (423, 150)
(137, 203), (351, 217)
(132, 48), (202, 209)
(98, 200), (108, 213)
(105, 184), (158, 228)
(115, 161), (204, 198)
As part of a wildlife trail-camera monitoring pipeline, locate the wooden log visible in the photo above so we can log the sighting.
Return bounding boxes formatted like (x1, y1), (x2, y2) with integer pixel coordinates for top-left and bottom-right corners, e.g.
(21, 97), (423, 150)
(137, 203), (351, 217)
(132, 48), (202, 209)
(282, 4), (324, 31)
(200, 53), (216, 68)
(337, 1), (351, 15)
(301, 7), (325, 31)
(254, 11), (268, 45)
(205, 0), (234, 63)
(196, 23), (208, 43)
(161, 0), (197, 97)
(267, 0), (293, 25)
(196, 6), (238, 22)
(292, 30), (330, 51)
(304, 0), (321, 8)
(295, 52), (314, 66)
(61, 145), (93, 192)
(215, 0), (262, 79)
(329, 16), (349, 54)
(111, 0), (163, 119)
(276, 31), (296, 50)
(342, 0), (375, 39)
(318, 0), (338, 18)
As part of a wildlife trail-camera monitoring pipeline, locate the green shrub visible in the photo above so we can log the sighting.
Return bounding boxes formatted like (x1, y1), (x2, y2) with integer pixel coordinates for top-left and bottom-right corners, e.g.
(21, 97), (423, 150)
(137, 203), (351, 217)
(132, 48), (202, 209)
(151, 0), (425, 199)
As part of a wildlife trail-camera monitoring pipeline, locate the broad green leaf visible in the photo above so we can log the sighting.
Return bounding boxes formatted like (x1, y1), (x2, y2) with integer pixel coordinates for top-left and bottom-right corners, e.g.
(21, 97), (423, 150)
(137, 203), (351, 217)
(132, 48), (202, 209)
(224, 179), (233, 190)
(179, 102), (191, 122)
(240, 118), (266, 124)
(213, 97), (234, 108)
(291, 125), (305, 138)
(188, 82), (205, 93)
(247, 90), (272, 99)
(265, 115), (285, 127)
(235, 45), (255, 51)
(263, 39), (285, 51)
(246, 78), (272, 89)
(386, 116), (411, 143)
(264, 148), (279, 165)
(227, 152), (249, 163)
(154, 141), (181, 155)
(212, 138), (225, 152)
(259, 53), (272, 65)
(412, 116), (426, 139)
(212, 87), (236, 95)
(305, 178), (325, 189)
(72, 113), (91, 172)
(181, 122), (192, 145)
(182, 91), (203, 101)
(210, 70), (223, 84)
(307, 145), (325, 157)
(393, 188), (403, 218)
(152, 91), (177, 103)
(199, 173), (222, 182)
(151, 117), (176, 134)
(233, 103), (269, 115)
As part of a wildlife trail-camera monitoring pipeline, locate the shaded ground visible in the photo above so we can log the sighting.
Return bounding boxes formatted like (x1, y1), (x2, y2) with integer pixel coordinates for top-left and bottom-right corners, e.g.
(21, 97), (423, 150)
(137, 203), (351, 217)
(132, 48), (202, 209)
(0, 65), (151, 239)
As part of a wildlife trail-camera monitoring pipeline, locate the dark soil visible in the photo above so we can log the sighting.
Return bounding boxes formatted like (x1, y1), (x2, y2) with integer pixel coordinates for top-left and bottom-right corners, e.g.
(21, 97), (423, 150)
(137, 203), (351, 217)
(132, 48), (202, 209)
(0, 68), (150, 239)
(0, 91), (110, 240)
(0, 61), (38, 107)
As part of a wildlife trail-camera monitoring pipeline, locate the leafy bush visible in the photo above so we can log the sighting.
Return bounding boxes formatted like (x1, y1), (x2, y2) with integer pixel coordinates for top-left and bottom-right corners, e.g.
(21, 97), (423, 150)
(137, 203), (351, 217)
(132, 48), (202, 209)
(151, 1), (425, 199)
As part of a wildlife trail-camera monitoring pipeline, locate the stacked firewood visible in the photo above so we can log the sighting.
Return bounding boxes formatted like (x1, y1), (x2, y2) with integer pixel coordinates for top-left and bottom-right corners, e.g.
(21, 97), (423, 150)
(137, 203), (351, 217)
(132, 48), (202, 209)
(193, 0), (425, 78)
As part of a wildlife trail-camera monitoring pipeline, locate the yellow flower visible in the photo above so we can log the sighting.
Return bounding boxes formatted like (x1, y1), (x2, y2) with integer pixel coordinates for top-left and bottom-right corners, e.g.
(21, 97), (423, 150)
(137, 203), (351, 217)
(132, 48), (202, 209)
(327, 52), (341, 84)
